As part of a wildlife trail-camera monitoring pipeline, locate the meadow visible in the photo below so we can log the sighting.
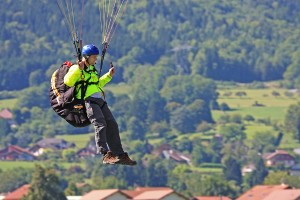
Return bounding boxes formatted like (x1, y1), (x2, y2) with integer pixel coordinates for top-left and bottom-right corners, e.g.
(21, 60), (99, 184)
(213, 87), (300, 150)
(0, 161), (84, 171)
(214, 88), (300, 121)
(0, 98), (17, 110)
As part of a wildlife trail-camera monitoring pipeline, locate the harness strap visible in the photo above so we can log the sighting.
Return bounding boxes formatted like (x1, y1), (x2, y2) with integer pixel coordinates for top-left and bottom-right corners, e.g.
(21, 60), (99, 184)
(75, 67), (104, 100)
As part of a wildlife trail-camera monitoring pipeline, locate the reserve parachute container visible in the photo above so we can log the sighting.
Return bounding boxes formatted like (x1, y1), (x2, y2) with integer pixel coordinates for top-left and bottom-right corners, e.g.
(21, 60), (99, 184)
(49, 61), (90, 127)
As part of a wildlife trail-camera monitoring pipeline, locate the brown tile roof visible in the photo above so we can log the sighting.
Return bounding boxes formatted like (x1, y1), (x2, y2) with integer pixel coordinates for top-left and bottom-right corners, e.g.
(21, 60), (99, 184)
(263, 150), (292, 160)
(0, 145), (36, 159)
(263, 189), (300, 200)
(122, 187), (172, 198)
(133, 189), (174, 200)
(193, 196), (232, 200)
(4, 184), (30, 200)
(0, 109), (13, 120)
(237, 184), (290, 200)
(81, 189), (130, 200)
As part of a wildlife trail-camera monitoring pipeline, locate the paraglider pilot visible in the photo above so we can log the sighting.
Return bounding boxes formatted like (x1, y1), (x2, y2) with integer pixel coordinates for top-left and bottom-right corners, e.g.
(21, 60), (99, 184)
(64, 44), (137, 166)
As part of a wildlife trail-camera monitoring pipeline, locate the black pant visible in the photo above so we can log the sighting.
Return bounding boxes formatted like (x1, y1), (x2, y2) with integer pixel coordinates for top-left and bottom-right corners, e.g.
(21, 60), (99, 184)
(85, 97), (124, 155)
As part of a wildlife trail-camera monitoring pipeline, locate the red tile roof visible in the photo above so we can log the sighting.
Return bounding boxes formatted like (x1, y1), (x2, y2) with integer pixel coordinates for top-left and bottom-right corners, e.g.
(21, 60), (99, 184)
(263, 189), (300, 200)
(0, 145), (35, 157)
(193, 196), (231, 200)
(122, 187), (172, 198)
(4, 184), (30, 200)
(81, 189), (130, 200)
(237, 184), (290, 200)
(0, 109), (13, 120)
(133, 189), (175, 200)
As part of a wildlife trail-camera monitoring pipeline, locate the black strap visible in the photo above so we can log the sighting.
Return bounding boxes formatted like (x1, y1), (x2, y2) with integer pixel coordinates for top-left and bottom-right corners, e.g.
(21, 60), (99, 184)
(74, 68), (101, 100)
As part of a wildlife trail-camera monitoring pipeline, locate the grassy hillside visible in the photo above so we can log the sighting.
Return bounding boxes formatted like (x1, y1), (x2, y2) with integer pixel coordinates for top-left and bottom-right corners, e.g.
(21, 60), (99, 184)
(213, 87), (300, 150)
(213, 88), (300, 121)
(0, 98), (17, 110)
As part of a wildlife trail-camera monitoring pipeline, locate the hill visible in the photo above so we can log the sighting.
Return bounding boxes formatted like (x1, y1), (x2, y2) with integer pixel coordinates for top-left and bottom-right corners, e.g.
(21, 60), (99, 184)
(2, 1), (300, 90)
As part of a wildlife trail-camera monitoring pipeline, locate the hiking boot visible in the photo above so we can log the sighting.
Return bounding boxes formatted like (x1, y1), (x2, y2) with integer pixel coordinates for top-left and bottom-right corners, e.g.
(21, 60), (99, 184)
(116, 152), (137, 166)
(103, 151), (120, 164)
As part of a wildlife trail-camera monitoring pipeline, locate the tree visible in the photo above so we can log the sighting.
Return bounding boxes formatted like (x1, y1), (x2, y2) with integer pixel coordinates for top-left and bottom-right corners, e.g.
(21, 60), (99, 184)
(271, 91), (280, 97)
(29, 69), (44, 87)
(235, 91), (247, 98)
(244, 114), (255, 122)
(188, 175), (238, 198)
(219, 124), (246, 143)
(127, 117), (146, 140)
(0, 167), (32, 193)
(147, 92), (168, 124)
(192, 142), (210, 166)
(0, 118), (10, 137)
(285, 103), (300, 142)
(264, 171), (300, 188)
(250, 131), (276, 153)
(219, 103), (230, 111)
(23, 165), (67, 200)
(161, 75), (217, 105)
(223, 156), (242, 186)
(145, 158), (169, 187)
(64, 182), (80, 196)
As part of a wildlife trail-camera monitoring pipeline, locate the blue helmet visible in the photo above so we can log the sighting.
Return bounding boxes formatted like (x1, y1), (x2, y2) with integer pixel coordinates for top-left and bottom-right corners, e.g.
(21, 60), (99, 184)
(82, 44), (99, 56)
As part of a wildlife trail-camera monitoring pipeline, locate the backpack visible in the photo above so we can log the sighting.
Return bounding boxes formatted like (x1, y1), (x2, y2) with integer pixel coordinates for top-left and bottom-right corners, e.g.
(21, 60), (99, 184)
(49, 61), (91, 127)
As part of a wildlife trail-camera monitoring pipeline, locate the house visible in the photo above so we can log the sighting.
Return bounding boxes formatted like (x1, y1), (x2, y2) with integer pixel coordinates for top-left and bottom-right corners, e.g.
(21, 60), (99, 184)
(132, 189), (187, 200)
(67, 197), (81, 200)
(81, 189), (130, 200)
(29, 138), (76, 156)
(76, 147), (96, 158)
(263, 150), (295, 167)
(263, 189), (300, 200)
(236, 184), (290, 200)
(0, 108), (16, 128)
(122, 187), (174, 199)
(122, 187), (187, 200)
(36, 138), (76, 149)
(0, 145), (36, 161)
(242, 164), (256, 175)
(293, 148), (300, 155)
(0, 108), (13, 120)
(161, 149), (191, 165)
(4, 184), (30, 200)
(192, 196), (231, 200)
(153, 144), (191, 165)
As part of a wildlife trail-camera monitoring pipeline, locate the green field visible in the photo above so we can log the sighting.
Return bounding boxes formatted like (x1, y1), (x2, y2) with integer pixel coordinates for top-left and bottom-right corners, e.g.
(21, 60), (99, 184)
(212, 106), (288, 121)
(56, 133), (93, 149)
(0, 98), (17, 110)
(214, 87), (300, 150)
(0, 161), (83, 171)
(214, 88), (300, 121)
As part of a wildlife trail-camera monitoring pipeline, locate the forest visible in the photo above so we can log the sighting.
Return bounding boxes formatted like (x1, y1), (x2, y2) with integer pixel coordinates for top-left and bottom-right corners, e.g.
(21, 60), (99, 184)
(1, 0), (300, 199)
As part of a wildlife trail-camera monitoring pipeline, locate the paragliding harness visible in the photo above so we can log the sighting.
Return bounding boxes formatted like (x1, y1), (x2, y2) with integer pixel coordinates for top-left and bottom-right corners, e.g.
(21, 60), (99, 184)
(49, 61), (92, 127)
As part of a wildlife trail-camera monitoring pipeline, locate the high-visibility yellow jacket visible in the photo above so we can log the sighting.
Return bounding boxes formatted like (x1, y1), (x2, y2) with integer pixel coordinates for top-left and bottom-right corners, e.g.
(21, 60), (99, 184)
(64, 64), (112, 99)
